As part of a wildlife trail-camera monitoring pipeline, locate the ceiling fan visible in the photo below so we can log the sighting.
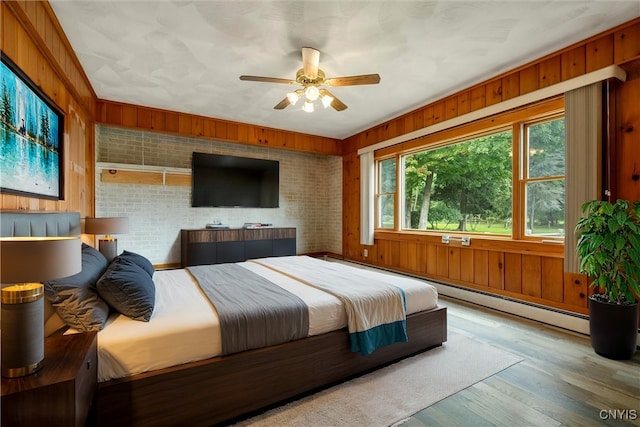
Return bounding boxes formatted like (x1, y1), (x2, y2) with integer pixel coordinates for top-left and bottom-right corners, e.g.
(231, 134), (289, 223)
(239, 47), (380, 112)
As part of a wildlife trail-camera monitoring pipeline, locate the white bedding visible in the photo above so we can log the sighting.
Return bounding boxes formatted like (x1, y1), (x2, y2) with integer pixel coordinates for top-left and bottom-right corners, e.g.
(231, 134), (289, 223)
(94, 257), (439, 382)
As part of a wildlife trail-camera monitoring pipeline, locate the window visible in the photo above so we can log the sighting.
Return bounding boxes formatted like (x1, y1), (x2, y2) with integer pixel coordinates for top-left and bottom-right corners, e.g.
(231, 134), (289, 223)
(373, 100), (565, 242)
(377, 157), (396, 229)
(521, 117), (565, 238)
(403, 130), (513, 234)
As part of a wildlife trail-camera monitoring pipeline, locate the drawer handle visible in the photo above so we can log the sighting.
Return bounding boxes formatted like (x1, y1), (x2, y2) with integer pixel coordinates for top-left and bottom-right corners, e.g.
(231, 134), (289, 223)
(86, 358), (92, 370)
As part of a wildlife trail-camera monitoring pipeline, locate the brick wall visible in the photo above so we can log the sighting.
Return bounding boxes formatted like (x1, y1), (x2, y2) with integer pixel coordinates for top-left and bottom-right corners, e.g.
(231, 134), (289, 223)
(95, 126), (342, 265)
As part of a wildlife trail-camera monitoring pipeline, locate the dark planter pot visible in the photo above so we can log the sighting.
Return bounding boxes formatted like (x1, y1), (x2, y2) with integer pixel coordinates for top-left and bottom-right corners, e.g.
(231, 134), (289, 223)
(589, 295), (638, 360)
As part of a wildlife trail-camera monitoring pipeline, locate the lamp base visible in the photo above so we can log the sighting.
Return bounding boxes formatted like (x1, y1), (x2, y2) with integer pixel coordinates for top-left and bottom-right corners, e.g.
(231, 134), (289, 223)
(98, 238), (118, 262)
(1, 283), (44, 378)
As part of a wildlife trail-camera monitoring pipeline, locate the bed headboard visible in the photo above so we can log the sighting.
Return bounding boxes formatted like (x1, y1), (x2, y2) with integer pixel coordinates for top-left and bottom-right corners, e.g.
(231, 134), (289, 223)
(0, 211), (81, 238)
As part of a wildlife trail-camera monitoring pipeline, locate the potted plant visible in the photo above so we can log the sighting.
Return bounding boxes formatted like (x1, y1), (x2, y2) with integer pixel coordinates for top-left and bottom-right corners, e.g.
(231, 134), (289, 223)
(575, 199), (640, 359)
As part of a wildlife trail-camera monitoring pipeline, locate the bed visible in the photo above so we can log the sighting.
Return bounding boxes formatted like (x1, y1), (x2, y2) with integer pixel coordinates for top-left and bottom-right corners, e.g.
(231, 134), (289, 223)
(1, 212), (447, 427)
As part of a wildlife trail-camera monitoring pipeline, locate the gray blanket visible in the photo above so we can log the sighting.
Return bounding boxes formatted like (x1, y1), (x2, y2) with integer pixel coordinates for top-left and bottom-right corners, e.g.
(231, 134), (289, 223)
(187, 264), (309, 355)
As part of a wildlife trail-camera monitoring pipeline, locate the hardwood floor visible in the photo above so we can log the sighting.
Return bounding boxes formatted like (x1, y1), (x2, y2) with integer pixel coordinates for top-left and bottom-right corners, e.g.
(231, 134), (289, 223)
(397, 296), (640, 426)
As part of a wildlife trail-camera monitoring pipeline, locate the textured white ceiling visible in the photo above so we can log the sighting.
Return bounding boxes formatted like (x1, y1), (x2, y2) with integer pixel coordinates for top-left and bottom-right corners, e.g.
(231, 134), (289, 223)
(50, 1), (639, 139)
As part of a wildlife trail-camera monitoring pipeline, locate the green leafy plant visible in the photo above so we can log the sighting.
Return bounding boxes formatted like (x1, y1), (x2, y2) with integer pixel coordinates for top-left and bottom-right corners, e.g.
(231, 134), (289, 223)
(575, 199), (640, 304)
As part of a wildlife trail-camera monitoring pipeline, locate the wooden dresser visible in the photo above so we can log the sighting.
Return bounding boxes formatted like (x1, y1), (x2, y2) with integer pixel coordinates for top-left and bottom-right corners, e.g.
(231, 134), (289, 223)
(181, 227), (296, 267)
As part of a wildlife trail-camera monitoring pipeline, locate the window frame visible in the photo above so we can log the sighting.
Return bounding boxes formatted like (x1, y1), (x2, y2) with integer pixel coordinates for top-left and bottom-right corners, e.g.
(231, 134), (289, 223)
(373, 97), (565, 244)
(518, 114), (566, 242)
(375, 155), (398, 230)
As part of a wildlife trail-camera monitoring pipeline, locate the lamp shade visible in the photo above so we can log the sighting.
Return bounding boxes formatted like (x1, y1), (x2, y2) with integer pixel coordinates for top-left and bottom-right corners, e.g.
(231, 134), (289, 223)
(0, 237), (81, 284)
(84, 217), (129, 235)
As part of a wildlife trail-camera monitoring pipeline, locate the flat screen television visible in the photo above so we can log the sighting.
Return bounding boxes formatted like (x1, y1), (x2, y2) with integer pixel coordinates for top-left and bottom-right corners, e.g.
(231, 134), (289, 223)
(191, 152), (279, 208)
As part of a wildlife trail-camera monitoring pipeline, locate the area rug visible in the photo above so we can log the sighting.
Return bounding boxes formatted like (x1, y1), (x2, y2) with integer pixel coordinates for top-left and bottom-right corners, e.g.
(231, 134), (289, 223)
(233, 331), (523, 427)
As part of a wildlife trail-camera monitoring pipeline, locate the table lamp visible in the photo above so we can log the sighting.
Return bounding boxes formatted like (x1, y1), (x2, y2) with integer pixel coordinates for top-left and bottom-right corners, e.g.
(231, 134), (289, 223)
(84, 217), (129, 262)
(0, 237), (81, 377)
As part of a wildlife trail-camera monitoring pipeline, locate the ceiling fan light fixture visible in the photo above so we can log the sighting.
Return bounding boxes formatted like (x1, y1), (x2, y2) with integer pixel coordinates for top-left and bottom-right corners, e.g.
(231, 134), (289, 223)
(321, 94), (334, 108)
(302, 100), (315, 113)
(286, 91), (299, 105)
(305, 85), (320, 101)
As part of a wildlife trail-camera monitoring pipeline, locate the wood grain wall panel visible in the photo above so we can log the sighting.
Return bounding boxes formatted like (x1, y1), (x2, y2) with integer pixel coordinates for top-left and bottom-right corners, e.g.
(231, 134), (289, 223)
(423, 105), (435, 128)
(426, 244), (438, 276)
(563, 272), (588, 308)
(399, 241), (418, 272)
(436, 246), (449, 277)
(165, 112), (180, 133)
(473, 249), (489, 286)
(615, 65), (640, 202)
(488, 251), (504, 290)
(416, 243), (428, 273)
(541, 257), (564, 302)
(485, 80), (502, 106)
(448, 247), (461, 281)
(122, 104), (137, 128)
(137, 108), (152, 129)
(412, 110), (425, 131)
(1, 1), (94, 217)
(151, 111), (166, 131)
(561, 46), (586, 81)
(445, 98), (458, 121)
(432, 102), (445, 124)
(460, 248), (474, 283)
(519, 65), (539, 95)
(105, 103), (122, 125)
(388, 240), (401, 269)
(538, 56), (561, 88)
(504, 253), (522, 293)
(501, 74), (520, 101)
(586, 35), (614, 72)
(457, 92), (470, 116)
(470, 86), (486, 111)
(614, 21), (640, 64)
(521, 255), (542, 298)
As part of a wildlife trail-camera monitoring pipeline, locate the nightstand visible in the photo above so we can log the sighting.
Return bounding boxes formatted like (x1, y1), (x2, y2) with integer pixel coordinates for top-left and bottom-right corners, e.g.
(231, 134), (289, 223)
(1, 331), (97, 427)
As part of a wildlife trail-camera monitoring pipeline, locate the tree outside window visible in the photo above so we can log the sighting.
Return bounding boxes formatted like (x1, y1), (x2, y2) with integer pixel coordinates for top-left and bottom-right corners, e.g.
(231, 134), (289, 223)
(523, 118), (565, 238)
(403, 130), (513, 234)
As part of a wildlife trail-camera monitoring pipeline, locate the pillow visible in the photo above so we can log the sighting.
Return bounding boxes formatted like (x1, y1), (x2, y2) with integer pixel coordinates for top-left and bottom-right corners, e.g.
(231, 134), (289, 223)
(116, 250), (154, 278)
(43, 243), (110, 332)
(97, 257), (155, 321)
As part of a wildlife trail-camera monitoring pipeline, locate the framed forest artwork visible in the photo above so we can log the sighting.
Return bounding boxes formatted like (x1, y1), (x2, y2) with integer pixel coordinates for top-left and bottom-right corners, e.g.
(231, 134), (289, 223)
(0, 52), (64, 200)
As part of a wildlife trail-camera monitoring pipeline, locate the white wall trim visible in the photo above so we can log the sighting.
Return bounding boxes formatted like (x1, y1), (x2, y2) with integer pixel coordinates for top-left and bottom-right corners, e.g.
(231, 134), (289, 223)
(96, 162), (191, 175)
(357, 65), (627, 156)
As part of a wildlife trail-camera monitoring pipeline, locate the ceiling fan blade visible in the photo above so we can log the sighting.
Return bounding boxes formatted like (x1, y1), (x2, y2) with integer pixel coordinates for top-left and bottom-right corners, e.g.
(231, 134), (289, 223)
(273, 97), (291, 110)
(302, 47), (320, 79)
(320, 89), (348, 111)
(239, 75), (296, 84)
(325, 74), (381, 86)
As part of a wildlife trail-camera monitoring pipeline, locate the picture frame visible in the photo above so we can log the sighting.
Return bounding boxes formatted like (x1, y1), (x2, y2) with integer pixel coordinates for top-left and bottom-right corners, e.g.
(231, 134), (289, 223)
(0, 51), (64, 200)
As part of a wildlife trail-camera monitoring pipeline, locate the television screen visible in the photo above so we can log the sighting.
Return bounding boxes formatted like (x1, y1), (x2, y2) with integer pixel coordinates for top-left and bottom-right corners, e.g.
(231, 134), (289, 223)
(191, 152), (279, 208)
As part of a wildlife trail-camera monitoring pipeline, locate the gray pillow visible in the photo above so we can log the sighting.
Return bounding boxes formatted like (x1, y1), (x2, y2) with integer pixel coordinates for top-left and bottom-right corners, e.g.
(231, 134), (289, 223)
(43, 243), (110, 332)
(97, 257), (156, 321)
(116, 250), (154, 278)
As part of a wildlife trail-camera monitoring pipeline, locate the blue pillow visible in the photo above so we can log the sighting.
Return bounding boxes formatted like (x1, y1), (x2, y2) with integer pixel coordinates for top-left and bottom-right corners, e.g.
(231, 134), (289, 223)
(116, 250), (154, 277)
(97, 257), (155, 321)
(43, 243), (110, 331)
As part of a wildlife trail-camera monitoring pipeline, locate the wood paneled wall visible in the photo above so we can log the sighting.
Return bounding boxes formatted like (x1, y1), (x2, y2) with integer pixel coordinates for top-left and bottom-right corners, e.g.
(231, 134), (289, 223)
(1, 1), (95, 216)
(95, 100), (342, 156)
(342, 18), (640, 315)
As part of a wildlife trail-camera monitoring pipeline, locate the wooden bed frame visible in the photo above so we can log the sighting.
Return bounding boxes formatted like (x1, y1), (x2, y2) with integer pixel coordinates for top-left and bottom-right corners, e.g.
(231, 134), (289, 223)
(94, 305), (447, 426)
(0, 211), (447, 427)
